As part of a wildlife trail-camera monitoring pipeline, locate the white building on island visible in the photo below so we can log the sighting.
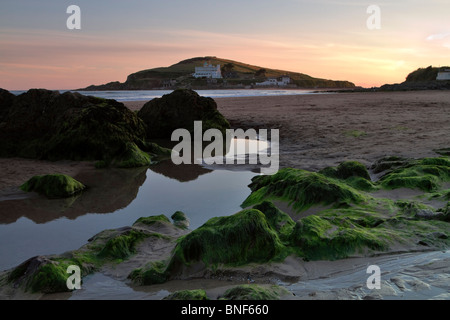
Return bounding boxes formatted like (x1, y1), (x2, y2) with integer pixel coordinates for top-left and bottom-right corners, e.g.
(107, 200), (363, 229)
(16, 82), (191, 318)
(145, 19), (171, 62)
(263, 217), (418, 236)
(255, 75), (291, 87)
(193, 62), (222, 79)
(436, 69), (450, 80)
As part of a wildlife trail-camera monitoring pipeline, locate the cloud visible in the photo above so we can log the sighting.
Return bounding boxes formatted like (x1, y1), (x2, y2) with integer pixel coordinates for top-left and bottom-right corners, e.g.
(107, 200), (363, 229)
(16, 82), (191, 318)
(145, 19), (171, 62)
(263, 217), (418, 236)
(426, 32), (450, 41)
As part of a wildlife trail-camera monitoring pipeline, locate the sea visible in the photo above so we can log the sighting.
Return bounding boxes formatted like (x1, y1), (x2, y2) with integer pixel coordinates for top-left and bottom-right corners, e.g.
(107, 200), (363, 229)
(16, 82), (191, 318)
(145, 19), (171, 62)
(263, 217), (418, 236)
(10, 89), (322, 101)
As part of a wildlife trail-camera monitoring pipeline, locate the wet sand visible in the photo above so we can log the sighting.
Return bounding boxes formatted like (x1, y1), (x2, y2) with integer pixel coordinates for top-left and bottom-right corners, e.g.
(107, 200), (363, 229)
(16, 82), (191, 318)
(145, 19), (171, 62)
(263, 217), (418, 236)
(126, 90), (450, 172)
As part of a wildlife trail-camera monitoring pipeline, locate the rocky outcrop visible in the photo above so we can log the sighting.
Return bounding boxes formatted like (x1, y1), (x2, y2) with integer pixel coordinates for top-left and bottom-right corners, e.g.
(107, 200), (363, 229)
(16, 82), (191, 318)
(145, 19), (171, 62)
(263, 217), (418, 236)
(0, 89), (151, 167)
(137, 89), (230, 138)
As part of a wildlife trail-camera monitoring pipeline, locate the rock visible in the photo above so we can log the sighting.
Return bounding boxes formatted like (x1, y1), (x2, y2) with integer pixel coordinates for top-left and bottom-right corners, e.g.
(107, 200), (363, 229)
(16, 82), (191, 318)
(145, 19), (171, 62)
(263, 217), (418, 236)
(415, 209), (440, 219)
(0, 89), (151, 167)
(167, 209), (286, 272)
(379, 157), (450, 192)
(7, 256), (72, 294)
(0, 88), (15, 122)
(137, 89), (230, 138)
(427, 232), (448, 240)
(219, 284), (290, 300)
(163, 289), (208, 300)
(320, 161), (371, 180)
(242, 167), (367, 212)
(390, 277), (407, 291)
(370, 156), (410, 174)
(20, 174), (86, 199)
(171, 211), (190, 229)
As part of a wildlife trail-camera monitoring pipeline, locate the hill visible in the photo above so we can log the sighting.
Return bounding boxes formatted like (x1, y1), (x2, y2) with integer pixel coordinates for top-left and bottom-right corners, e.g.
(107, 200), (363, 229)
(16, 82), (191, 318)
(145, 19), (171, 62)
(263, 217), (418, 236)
(77, 56), (355, 90)
(378, 66), (450, 91)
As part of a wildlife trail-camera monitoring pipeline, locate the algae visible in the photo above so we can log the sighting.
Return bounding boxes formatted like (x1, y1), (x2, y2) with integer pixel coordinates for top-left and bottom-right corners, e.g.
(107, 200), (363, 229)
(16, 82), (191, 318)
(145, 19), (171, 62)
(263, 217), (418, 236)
(97, 229), (149, 260)
(170, 209), (286, 268)
(163, 289), (209, 300)
(128, 261), (169, 285)
(242, 168), (368, 213)
(220, 284), (289, 300)
(20, 174), (86, 199)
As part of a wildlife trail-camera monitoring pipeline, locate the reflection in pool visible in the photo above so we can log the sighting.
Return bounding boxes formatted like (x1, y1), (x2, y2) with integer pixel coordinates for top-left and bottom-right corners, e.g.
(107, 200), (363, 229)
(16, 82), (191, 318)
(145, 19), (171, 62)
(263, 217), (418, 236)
(0, 162), (257, 271)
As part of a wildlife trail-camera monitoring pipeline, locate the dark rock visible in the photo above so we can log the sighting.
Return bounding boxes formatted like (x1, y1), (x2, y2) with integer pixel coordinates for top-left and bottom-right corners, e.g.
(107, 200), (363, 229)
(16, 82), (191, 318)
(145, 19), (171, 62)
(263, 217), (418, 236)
(0, 88), (16, 122)
(0, 89), (150, 167)
(370, 156), (410, 174)
(137, 89), (230, 138)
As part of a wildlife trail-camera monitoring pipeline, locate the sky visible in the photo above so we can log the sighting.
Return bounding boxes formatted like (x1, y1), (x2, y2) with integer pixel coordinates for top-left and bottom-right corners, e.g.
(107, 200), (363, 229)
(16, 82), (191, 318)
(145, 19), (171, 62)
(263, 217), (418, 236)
(0, 0), (449, 90)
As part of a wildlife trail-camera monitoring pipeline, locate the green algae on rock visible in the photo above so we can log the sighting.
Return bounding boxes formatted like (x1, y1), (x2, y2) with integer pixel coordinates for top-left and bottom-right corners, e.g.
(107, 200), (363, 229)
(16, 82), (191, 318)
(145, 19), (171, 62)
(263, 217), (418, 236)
(0, 89), (154, 168)
(220, 284), (291, 300)
(170, 209), (286, 268)
(319, 161), (371, 181)
(3, 215), (184, 294)
(242, 168), (368, 213)
(128, 261), (169, 285)
(163, 289), (209, 300)
(290, 215), (389, 261)
(171, 211), (190, 229)
(379, 157), (450, 192)
(97, 228), (150, 260)
(253, 201), (295, 242)
(20, 174), (86, 198)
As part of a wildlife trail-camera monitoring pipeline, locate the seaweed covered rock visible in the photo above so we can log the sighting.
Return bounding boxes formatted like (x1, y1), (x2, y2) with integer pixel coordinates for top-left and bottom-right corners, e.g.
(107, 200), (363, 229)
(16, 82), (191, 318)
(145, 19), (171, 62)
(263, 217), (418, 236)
(320, 161), (371, 180)
(137, 89), (230, 138)
(379, 157), (450, 192)
(291, 215), (388, 260)
(242, 168), (367, 213)
(163, 289), (209, 300)
(320, 161), (377, 191)
(97, 227), (149, 260)
(370, 156), (410, 174)
(3, 215), (184, 294)
(170, 209), (286, 269)
(0, 89), (151, 167)
(20, 174), (86, 198)
(253, 201), (295, 242)
(6, 256), (74, 294)
(171, 211), (190, 229)
(219, 284), (290, 300)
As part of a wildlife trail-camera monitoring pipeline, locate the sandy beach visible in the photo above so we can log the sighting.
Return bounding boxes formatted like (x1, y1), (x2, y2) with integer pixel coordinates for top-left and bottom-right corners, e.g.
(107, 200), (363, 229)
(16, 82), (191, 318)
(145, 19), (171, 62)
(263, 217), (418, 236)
(127, 90), (450, 171)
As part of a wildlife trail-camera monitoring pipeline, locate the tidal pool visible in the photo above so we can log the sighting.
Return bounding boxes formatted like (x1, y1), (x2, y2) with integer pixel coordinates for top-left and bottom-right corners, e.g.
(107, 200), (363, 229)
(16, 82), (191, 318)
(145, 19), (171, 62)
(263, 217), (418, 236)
(0, 162), (257, 271)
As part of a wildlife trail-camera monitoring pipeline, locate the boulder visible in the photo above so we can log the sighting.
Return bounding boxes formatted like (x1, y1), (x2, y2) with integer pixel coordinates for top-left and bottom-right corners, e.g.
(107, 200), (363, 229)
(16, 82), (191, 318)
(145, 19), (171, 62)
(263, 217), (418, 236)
(0, 89), (150, 167)
(171, 211), (190, 229)
(20, 174), (86, 199)
(137, 89), (230, 138)
(0, 88), (15, 123)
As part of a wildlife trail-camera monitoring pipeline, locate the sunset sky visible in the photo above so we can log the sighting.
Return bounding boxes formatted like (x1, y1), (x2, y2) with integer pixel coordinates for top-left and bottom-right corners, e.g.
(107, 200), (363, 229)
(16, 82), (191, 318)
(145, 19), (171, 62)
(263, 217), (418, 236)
(1, 0), (449, 90)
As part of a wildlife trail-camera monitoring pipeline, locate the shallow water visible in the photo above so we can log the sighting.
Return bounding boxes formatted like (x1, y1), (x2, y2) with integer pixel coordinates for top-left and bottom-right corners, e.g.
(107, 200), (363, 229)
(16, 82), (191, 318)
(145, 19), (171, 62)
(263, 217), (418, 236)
(0, 162), (257, 271)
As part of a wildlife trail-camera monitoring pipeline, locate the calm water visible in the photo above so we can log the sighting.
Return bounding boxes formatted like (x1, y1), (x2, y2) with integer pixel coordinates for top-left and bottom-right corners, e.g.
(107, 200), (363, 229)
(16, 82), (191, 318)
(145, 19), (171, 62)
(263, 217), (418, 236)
(0, 162), (257, 271)
(11, 89), (321, 101)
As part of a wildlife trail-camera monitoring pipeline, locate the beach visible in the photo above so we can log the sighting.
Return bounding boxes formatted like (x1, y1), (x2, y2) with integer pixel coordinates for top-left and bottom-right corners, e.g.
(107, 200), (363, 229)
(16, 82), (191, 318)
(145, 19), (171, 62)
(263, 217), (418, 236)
(2, 90), (449, 193)
(127, 90), (450, 171)
(1, 90), (449, 300)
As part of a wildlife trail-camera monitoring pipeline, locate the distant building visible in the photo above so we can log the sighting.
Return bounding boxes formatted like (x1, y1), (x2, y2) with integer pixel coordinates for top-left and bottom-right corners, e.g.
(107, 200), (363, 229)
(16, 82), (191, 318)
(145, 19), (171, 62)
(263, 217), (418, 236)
(193, 62), (222, 79)
(436, 69), (450, 80)
(255, 75), (291, 87)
